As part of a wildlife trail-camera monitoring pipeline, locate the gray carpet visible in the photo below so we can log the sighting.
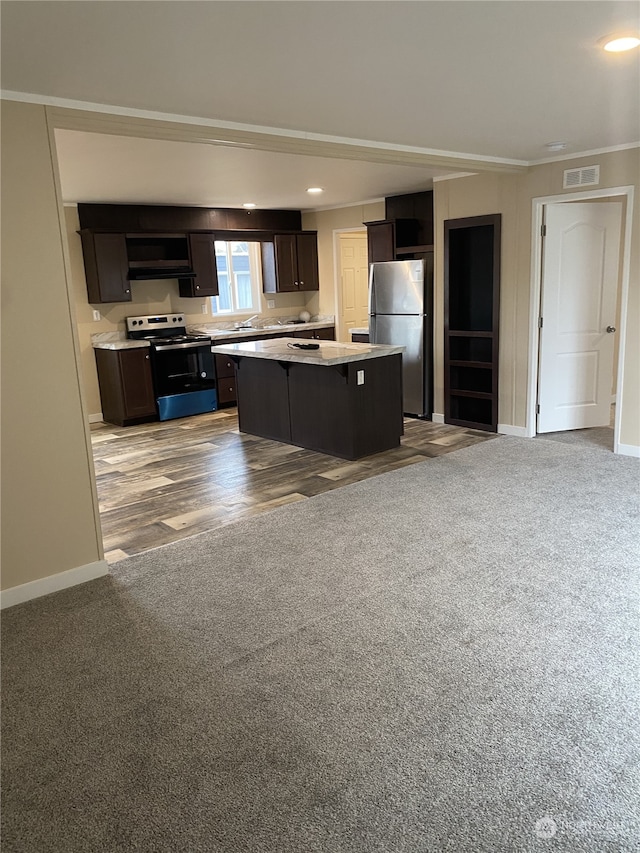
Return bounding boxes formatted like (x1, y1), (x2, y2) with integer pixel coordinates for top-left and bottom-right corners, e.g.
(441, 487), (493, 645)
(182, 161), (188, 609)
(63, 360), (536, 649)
(2, 436), (639, 853)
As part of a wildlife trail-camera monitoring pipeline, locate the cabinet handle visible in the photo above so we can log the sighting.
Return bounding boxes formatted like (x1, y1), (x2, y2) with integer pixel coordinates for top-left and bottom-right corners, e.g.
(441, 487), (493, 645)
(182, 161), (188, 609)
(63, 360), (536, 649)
(300, 281), (304, 286)
(125, 289), (130, 294)
(145, 354), (149, 360)
(195, 285), (200, 290)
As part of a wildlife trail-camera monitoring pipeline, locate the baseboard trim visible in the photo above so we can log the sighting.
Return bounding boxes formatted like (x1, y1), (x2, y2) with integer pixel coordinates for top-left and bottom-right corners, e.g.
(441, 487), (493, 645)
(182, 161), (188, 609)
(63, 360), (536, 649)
(88, 413), (103, 424)
(0, 560), (110, 609)
(498, 423), (529, 438)
(617, 443), (640, 458)
(431, 412), (445, 424)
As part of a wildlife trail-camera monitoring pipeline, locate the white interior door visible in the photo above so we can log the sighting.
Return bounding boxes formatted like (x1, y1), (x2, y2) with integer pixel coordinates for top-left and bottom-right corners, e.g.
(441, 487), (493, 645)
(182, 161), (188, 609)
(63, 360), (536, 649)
(537, 202), (622, 433)
(338, 233), (368, 341)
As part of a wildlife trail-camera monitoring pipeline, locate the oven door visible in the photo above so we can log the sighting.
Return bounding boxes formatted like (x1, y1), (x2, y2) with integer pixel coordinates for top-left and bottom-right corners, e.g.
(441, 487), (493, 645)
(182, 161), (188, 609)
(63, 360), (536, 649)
(151, 341), (217, 420)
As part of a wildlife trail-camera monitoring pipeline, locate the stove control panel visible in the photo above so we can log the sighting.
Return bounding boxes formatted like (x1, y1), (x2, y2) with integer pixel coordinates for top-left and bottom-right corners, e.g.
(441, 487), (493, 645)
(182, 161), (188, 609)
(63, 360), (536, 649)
(126, 314), (185, 333)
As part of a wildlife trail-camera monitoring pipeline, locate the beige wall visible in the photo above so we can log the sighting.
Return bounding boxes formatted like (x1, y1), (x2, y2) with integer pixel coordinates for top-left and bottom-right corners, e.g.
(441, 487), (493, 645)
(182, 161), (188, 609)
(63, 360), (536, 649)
(1, 102), (103, 590)
(433, 148), (639, 442)
(67, 207), (313, 416)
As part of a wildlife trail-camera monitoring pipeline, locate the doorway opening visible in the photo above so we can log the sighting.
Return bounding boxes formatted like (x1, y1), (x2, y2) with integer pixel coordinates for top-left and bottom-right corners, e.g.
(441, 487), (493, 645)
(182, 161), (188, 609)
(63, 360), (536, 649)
(527, 186), (634, 454)
(333, 228), (369, 342)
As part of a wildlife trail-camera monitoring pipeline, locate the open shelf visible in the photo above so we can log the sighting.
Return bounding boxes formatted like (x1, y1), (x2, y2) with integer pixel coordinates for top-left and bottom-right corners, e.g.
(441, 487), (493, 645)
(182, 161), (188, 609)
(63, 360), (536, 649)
(444, 214), (501, 433)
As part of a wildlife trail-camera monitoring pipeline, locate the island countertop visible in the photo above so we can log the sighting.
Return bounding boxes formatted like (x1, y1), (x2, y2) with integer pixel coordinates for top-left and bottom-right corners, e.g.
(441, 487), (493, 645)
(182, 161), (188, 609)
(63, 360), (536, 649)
(211, 337), (404, 366)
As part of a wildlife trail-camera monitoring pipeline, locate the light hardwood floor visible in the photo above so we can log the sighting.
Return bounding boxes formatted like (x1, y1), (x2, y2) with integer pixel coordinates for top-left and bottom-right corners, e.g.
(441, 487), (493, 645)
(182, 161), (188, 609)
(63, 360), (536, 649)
(91, 409), (495, 562)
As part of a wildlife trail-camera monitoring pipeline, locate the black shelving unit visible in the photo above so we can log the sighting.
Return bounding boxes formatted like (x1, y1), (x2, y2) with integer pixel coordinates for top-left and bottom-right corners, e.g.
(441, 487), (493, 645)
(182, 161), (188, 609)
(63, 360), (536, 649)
(444, 214), (501, 432)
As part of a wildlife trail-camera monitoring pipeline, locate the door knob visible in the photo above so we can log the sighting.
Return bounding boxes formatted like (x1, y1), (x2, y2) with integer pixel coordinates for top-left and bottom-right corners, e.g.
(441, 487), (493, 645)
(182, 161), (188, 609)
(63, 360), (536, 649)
(606, 325), (616, 333)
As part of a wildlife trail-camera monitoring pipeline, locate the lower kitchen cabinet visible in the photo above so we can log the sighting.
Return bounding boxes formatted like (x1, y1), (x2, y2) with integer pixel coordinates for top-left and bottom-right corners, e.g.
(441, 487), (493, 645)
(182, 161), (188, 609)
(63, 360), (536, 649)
(293, 326), (335, 341)
(214, 353), (238, 405)
(95, 347), (157, 426)
(213, 327), (335, 405)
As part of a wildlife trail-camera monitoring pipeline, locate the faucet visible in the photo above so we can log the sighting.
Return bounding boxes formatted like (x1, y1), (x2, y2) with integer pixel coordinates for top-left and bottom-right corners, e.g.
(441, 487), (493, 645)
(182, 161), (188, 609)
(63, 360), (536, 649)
(234, 315), (259, 329)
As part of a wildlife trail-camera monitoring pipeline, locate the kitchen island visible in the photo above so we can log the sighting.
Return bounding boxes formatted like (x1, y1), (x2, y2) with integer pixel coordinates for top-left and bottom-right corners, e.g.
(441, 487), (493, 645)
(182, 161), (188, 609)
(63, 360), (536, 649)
(211, 338), (404, 459)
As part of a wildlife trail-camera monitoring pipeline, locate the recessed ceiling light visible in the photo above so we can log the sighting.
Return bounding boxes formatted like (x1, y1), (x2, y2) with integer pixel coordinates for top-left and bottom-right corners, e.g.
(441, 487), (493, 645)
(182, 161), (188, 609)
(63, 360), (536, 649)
(306, 187), (324, 194)
(602, 35), (640, 52)
(545, 142), (568, 151)
(242, 202), (257, 209)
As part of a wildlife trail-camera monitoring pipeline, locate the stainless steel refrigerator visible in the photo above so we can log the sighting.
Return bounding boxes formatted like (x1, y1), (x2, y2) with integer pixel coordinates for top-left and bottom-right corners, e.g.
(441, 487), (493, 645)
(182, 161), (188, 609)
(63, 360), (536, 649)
(369, 258), (433, 418)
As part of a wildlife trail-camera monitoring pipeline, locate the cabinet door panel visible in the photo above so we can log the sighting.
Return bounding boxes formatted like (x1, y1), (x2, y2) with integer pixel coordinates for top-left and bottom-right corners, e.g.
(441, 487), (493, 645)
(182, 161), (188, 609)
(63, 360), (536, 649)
(366, 221), (395, 264)
(314, 326), (335, 340)
(273, 234), (298, 291)
(120, 349), (156, 418)
(83, 232), (131, 303)
(186, 233), (219, 297)
(296, 233), (319, 291)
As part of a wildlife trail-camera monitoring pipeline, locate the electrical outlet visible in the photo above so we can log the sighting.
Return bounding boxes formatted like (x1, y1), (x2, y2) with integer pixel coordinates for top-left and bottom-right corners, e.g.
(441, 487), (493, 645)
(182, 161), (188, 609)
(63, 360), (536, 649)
(92, 310), (101, 322)
(267, 300), (275, 309)
(201, 303), (208, 314)
(357, 369), (365, 385)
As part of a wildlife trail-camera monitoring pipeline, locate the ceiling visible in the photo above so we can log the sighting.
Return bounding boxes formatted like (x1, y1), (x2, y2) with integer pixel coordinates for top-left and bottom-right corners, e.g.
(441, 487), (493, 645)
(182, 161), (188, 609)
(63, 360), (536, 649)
(2, 1), (639, 210)
(53, 130), (457, 210)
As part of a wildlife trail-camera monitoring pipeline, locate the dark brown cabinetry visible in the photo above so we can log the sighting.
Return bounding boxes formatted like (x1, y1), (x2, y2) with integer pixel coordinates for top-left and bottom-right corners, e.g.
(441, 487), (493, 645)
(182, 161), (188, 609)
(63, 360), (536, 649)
(214, 353), (237, 405)
(81, 231), (197, 304)
(261, 233), (319, 292)
(94, 347), (157, 426)
(179, 233), (219, 297)
(444, 214), (501, 432)
(77, 204), (311, 304)
(364, 191), (434, 264)
(233, 353), (403, 460)
(364, 221), (396, 264)
(212, 327), (335, 406)
(293, 326), (335, 341)
(80, 232), (131, 303)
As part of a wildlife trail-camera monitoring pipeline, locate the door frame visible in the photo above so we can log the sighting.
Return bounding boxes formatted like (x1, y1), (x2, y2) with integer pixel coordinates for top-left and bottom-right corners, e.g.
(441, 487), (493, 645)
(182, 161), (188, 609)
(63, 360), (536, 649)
(332, 227), (368, 342)
(526, 185), (634, 453)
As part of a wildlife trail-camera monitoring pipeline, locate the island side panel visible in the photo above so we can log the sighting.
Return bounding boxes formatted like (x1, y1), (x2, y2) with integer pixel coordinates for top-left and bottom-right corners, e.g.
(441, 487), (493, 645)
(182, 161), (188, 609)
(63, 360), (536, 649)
(350, 353), (404, 457)
(287, 354), (403, 459)
(234, 358), (292, 443)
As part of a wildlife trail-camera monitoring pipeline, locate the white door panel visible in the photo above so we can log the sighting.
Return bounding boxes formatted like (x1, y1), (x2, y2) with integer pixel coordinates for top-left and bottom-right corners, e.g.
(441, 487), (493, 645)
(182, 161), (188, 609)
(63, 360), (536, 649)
(538, 202), (621, 433)
(338, 233), (368, 341)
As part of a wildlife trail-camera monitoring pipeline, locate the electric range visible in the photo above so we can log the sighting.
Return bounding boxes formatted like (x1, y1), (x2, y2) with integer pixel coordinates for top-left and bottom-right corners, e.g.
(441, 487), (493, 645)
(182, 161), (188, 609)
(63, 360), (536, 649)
(126, 314), (217, 421)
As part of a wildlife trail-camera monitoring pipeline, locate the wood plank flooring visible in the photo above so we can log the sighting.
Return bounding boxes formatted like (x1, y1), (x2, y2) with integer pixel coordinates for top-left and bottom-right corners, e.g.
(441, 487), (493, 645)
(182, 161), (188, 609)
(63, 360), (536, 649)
(91, 409), (495, 562)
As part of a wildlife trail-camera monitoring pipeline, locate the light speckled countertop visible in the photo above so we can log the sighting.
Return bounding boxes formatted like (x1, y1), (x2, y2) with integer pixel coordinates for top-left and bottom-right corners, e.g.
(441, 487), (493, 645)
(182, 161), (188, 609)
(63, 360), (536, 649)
(194, 321), (334, 341)
(211, 337), (403, 366)
(91, 334), (150, 351)
(92, 321), (335, 350)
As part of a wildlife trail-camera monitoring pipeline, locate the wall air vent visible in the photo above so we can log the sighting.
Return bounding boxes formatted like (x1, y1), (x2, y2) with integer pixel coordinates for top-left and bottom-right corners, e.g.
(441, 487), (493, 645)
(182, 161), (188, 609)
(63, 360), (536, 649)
(563, 165), (600, 189)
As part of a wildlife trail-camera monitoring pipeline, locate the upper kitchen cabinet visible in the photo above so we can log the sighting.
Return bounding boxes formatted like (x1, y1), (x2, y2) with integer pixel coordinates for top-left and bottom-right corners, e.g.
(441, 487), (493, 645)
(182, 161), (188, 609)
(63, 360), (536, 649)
(80, 231), (131, 303)
(261, 232), (319, 293)
(178, 233), (219, 298)
(364, 220), (396, 264)
(76, 203), (306, 304)
(364, 190), (434, 264)
(79, 229), (256, 303)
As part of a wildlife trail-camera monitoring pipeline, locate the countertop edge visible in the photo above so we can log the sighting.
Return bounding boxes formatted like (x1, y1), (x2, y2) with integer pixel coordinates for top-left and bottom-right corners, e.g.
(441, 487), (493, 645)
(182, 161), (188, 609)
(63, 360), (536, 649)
(92, 340), (150, 351)
(92, 322), (335, 350)
(211, 338), (404, 366)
